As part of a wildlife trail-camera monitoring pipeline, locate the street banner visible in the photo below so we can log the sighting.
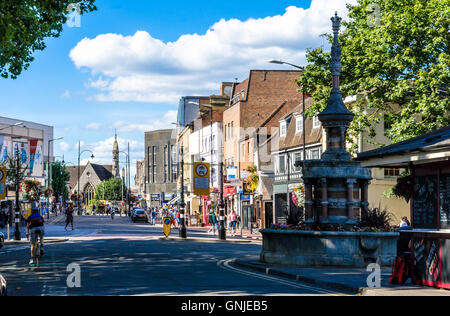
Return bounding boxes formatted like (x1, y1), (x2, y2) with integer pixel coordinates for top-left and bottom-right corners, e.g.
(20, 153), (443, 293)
(31, 141), (43, 177)
(163, 217), (172, 238)
(0, 167), (6, 200)
(193, 162), (210, 196)
(29, 140), (38, 175)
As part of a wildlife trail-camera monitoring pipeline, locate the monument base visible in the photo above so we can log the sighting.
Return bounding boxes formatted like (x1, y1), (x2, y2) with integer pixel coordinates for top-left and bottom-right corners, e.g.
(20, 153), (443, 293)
(260, 229), (399, 268)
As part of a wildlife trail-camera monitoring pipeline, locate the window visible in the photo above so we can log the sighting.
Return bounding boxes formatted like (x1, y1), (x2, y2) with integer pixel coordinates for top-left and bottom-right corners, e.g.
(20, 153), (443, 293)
(296, 117), (303, 134)
(309, 148), (321, 160)
(385, 168), (401, 178)
(242, 143), (245, 160)
(293, 152), (302, 172)
(313, 116), (321, 129)
(231, 122), (234, 138)
(279, 155), (286, 174)
(280, 121), (287, 137)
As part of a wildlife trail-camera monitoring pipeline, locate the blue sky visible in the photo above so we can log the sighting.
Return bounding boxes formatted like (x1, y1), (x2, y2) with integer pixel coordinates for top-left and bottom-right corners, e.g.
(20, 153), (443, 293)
(0, 0), (354, 184)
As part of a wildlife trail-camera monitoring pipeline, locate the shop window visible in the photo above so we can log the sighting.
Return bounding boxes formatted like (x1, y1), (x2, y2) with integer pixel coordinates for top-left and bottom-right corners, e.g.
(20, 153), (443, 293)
(385, 168), (401, 178)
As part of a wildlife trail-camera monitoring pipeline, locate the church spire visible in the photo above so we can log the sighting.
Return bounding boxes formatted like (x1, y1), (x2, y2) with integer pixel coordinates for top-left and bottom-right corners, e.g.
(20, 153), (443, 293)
(112, 131), (120, 178)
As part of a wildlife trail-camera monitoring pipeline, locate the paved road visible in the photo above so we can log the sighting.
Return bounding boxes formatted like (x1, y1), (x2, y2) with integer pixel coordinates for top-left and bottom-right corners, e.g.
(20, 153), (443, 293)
(0, 215), (348, 296)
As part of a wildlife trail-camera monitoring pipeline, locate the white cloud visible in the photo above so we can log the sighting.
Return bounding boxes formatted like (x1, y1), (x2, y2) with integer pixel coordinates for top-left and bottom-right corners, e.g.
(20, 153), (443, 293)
(59, 142), (70, 152)
(111, 110), (177, 133)
(61, 90), (71, 99)
(85, 122), (102, 130)
(70, 0), (357, 103)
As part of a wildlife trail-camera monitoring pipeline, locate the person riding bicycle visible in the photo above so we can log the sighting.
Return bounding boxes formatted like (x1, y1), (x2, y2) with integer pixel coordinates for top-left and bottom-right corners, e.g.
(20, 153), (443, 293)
(26, 202), (45, 265)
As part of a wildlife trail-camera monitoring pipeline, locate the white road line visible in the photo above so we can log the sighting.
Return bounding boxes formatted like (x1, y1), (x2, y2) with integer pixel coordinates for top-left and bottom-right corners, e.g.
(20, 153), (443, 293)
(217, 259), (346, 296)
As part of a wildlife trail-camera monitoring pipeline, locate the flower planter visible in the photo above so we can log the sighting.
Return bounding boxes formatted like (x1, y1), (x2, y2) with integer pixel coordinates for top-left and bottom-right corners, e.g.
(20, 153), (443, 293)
(260, 229), (399, 268)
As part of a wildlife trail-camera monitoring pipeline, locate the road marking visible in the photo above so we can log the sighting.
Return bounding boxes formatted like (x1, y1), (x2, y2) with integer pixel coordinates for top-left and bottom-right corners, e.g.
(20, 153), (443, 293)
(217, 259), (347, 296)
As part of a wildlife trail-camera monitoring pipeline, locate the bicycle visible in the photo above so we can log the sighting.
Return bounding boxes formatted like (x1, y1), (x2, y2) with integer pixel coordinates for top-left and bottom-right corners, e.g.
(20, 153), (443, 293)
(29, 229), (44, 267)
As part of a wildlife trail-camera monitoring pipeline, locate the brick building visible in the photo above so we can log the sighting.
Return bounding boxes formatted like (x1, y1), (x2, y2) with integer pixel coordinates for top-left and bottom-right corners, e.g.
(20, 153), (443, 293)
(222, 70), (303, 231)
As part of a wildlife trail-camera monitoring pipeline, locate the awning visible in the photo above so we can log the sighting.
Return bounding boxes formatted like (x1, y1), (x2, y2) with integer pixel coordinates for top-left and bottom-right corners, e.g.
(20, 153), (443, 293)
(224, 186), (237, 198)
(168, 195), (181, 205)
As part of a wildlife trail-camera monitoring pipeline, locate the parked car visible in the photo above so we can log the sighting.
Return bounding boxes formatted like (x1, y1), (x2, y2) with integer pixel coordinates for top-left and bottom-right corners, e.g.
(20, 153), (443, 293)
(0, 232), (4, 249)
(0, 274), (6, 296)
(132, 209), (149, 223)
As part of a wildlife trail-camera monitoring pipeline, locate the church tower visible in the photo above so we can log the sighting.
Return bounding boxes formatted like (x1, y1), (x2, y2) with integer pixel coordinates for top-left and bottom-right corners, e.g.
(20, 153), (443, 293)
(112, 131), (120, 178)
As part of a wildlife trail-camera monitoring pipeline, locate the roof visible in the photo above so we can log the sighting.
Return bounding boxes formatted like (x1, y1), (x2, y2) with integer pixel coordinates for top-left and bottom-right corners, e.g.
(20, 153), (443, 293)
(357, 126), (450, 161)
(67, 164), (113, 190)
(277, 97), (323, 151)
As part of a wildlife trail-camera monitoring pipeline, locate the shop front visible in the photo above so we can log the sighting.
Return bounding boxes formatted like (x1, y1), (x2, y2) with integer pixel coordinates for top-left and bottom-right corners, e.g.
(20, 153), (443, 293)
(358, 126), (450, 289)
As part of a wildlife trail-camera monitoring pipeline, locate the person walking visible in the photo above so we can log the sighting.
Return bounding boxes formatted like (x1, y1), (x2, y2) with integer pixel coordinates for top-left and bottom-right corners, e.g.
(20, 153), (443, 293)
(230, 210), (238, 236)
(208, 210), (217, 235)
(65, 202), (75, 231)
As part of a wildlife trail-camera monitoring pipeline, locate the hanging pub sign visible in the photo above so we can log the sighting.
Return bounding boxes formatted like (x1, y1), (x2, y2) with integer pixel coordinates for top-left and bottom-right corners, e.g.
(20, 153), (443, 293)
(193, 162), (210, 196)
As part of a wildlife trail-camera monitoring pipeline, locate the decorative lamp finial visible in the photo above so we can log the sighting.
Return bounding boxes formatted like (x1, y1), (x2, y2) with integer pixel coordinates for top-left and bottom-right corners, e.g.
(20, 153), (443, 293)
(330, 12), (342, 82)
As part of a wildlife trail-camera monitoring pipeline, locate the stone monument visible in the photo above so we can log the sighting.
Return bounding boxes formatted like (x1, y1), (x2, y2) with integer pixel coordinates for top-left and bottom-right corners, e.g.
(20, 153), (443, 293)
(302, 13), (372, 227)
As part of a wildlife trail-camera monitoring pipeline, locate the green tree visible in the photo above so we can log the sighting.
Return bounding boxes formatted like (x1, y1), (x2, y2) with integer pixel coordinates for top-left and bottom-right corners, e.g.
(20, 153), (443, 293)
(94, 178), (126, 202)
(298, 0), (449, 151)
(51, 161), (71, 201)
(0, 0), (97, 79)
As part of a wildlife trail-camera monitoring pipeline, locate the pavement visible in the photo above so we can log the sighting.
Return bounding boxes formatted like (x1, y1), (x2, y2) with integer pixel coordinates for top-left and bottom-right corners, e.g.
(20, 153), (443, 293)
(234, 256), (450, 296)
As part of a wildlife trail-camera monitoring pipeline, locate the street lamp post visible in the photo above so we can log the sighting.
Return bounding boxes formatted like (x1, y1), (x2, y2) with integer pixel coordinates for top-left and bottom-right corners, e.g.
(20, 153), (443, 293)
(269, 60), (307, 221)
(13, 148), (21, 240)
(119, 149), (131, 216)
(77, 141), (94, 215)
(47, 137), (64, 219)
(179, 145), (187, 238)
(218, 161), (226, 240)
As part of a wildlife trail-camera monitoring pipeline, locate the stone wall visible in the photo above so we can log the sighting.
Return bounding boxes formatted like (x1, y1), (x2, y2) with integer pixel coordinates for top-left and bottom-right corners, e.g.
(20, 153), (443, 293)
(260, 229), (399, 268)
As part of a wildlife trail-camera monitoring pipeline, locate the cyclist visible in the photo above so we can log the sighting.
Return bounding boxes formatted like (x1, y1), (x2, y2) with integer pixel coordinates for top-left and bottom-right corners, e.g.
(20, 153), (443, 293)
(26, 202), (45, 265)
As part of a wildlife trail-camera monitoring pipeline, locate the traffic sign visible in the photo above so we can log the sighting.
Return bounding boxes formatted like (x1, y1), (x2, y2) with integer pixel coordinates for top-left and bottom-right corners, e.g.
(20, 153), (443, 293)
(163, 217), (172, 237)
(193, 162), (210, 196)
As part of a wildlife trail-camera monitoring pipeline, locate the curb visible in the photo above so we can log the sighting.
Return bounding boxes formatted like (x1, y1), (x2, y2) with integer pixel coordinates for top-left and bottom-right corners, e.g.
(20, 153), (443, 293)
(233, 260), (364, 295)
(158, 237), (254, 244)
(5, 238), (70, 245)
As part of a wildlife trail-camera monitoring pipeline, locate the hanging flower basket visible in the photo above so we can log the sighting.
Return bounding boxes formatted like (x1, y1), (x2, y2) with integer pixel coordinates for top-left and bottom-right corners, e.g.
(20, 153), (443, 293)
(392, 174), (413, 203)
(21, 180), (42, 202)
(292, 185), (305, 208)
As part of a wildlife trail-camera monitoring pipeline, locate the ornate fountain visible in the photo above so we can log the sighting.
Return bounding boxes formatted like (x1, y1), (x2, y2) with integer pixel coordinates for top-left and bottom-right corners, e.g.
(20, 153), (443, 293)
(302, 13), (372, 227)
(260, 14), (398, 268)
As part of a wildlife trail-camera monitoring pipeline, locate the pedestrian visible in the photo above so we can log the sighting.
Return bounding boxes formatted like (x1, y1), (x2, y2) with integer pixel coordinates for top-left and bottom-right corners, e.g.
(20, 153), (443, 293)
(399, 217), (411, 228)
(208, 210), (217, 235)
(230, 210), (238, 236)
(65, 202), (75, 231)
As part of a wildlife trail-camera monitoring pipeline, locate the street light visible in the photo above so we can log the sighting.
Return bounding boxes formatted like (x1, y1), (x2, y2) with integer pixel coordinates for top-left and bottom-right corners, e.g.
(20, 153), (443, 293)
(119, 149), (131, 216)
(0, 122), (24, 131)
(178, 145), (187, 238)
(47, 137), (64, 219)
(269, 59), (307, 222)
(77, 141), (94, 214)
